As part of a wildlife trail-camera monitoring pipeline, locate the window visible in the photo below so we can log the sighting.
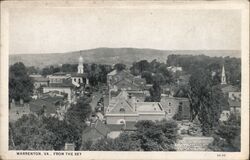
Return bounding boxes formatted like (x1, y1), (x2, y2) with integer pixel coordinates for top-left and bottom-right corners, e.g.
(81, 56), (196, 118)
(120, 108), (125, 112)
(179, 106), (182, 112)
(169, 102), (171, 106)
(169, 109), (171, 113)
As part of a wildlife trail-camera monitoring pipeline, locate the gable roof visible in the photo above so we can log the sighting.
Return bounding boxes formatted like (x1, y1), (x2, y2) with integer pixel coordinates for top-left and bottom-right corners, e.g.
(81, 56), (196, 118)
(107, 98), (136, 114)
(228, 99), (241, 107)
(49, 78), (75, 88)
(220, 84), (240, 93)
(29, 99), (57, 114)
(82, 120), (110, 141)
(107, 69), (118, 76)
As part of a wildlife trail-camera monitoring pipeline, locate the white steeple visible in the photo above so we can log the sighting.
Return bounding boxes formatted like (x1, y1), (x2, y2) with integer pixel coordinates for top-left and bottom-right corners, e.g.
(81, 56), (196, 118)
(221, 65), (227, 85)
(78, 56), (84, 74)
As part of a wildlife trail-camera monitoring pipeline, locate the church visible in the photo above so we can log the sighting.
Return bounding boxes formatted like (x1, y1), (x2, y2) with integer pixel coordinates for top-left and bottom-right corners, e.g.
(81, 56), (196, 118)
(71, 56), (89, 88)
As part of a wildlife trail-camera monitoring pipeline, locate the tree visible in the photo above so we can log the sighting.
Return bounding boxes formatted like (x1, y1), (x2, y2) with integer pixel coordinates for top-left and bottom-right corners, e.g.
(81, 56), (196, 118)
(61, 64), (78, 72)
(189, 69), (226, 135)
(114, 63), (126, 71)
(10, 114), (55, 150)
(134, 120), (178, 151)
(209, 114), (241, 151)
(9, 62), (34, 102)
(145, 82), (161, 102)
(65, 96), (92, 131)
(81, 120), (179, 151)
(141, 71), (153, 84)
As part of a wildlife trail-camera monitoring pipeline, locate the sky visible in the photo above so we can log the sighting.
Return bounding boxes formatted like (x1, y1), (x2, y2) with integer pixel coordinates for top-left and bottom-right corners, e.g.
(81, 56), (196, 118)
(9, 8), (241, 54)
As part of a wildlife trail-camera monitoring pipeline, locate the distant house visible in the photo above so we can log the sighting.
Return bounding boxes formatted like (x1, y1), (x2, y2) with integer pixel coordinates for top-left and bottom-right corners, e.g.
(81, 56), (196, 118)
(29, 95), (68, 119)
(228, 91), (241, 101)
(220, 84), (240, 95)
(177, 74), (191, 86)
(30, 76), (49, 89)
(105, 90), (165, 125)
(107, 70), (146, 91)
(47, 72), (71, 84)
(111, 78), (145, 91)
(228, 99), (241, 116)
(219, 110), (231, 121)
(161, 84), (179, 97)
(167, 66), (183, 73)
(9, 99), (30, 122)
(160, 95), (191, 120)
(107, 70), (134, 85)
(82, 119), (110, 143)
(43, 78), (75, 103)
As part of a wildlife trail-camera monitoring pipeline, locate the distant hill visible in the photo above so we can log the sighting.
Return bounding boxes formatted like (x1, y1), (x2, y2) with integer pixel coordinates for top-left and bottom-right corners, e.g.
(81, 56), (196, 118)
(9, 48), (241, 68)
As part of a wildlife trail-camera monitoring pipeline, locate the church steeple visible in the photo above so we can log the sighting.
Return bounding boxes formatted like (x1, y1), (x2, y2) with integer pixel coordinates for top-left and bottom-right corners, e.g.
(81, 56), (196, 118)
(78, 56), (84, 74)
(221, 65), (227, 85)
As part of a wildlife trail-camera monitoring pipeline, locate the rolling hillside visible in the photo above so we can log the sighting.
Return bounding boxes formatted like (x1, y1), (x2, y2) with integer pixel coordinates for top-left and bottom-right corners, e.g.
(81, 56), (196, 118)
(9, 48), (241, 68)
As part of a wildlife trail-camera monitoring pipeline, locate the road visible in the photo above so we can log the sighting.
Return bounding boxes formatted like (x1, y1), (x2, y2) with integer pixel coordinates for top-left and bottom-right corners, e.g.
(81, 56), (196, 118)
(89, 91), (103, 112)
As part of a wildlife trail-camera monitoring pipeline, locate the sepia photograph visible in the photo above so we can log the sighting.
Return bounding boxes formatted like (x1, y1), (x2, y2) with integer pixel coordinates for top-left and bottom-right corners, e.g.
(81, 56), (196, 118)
(0, 0), (249, 160)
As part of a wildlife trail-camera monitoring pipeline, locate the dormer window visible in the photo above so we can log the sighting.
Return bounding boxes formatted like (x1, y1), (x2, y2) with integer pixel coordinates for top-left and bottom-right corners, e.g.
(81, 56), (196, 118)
(120, 108), (125, 112)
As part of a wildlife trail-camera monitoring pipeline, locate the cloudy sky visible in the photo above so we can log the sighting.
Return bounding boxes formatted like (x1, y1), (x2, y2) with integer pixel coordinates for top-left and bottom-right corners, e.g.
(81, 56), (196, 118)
(9, 7), (241, 54)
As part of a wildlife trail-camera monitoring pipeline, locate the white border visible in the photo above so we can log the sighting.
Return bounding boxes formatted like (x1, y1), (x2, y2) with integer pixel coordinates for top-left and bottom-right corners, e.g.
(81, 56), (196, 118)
(0, 1), (249, 160)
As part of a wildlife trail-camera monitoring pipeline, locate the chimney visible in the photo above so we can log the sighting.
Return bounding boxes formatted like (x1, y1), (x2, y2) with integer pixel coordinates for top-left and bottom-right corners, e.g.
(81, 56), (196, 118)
(131, 97), (136, 111)
(64, 143), (75, 151)
(86, 121), (91, 126)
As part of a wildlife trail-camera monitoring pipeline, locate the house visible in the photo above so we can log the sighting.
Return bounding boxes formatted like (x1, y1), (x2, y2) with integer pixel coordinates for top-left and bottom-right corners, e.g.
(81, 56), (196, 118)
(47, 72), (71, 84)
(111, 78), (145, 91)
(9, 99), (30, 122)
(228, 91), (241, 100)
(160, 95), (191, 120)
(177, 74), (191, 86)
(220, 85), (240, 95)
(43, 78), (75, 103)
(107, 70), (134, 85)
(161, 84), (179, 97)
(30, 76), (49, 89)
(228, 99), (241, 116)
(82, 119), (110, 143)
(105, 90), (165, 125)
(167, 66), (183, 73)
(107, 70), (146, 91)
(219, 110), (231, 121)
(29, 95), (68, 119)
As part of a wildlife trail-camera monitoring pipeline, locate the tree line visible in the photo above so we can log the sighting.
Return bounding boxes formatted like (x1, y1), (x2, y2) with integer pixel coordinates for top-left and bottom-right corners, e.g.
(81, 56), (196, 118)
(167, 54), (241, 87)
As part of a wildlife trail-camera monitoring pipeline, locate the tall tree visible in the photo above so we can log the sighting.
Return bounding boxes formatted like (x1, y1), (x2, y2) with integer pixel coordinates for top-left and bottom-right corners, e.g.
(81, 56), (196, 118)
(189, 69), (226, 135)
(145, 82), (161, 102)
(9, 62), (34, 102)
(65, 96), (92, 131)
(114, 63), (126, 71)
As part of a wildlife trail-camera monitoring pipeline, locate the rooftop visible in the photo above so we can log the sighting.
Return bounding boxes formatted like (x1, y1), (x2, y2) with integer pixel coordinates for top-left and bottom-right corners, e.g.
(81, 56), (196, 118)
(136, 102), (163, 112)
(228, 99), (241, 107)
(32, 76), (49, 82)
